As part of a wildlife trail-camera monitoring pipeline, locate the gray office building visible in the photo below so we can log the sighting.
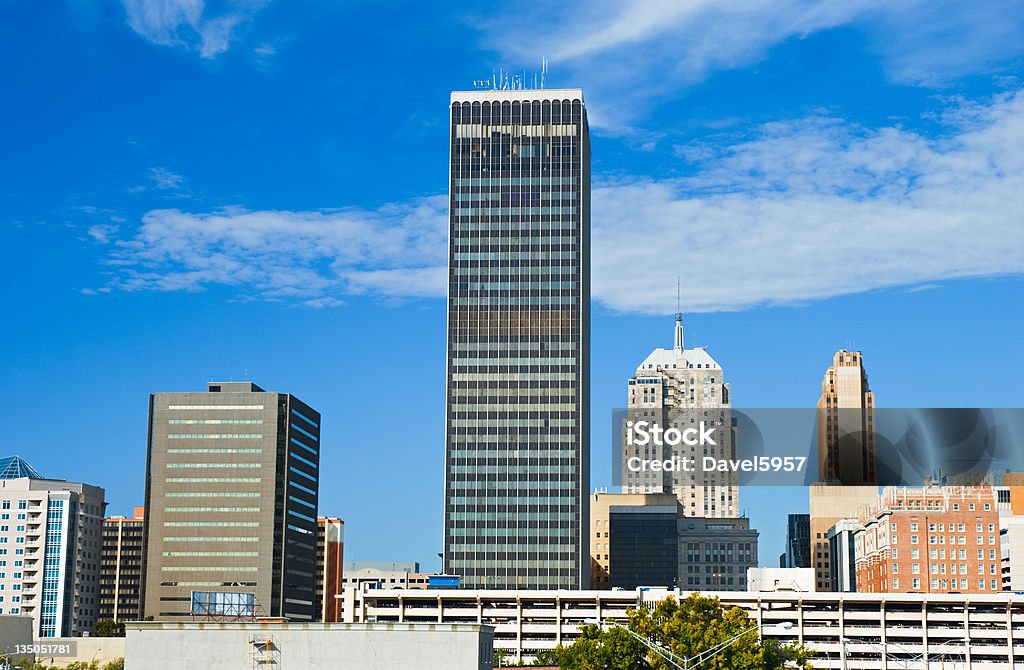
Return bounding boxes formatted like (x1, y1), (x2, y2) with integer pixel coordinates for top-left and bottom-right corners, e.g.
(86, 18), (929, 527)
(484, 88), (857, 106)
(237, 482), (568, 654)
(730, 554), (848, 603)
(679, 517), (758, 591)
(141, 382), (320, 621)
(443, 88), (591, 589)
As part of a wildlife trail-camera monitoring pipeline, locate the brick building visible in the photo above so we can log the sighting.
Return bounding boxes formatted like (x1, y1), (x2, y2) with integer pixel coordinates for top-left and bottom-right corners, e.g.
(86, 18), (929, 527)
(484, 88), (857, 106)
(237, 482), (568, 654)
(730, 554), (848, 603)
(854, 487), (1000, 593)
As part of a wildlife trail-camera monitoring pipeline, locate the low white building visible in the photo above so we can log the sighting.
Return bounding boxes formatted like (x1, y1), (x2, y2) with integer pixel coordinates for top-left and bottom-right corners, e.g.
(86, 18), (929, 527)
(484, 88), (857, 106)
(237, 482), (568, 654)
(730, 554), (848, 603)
(746, 567), (816, 592)
(125, 621), (493, 670)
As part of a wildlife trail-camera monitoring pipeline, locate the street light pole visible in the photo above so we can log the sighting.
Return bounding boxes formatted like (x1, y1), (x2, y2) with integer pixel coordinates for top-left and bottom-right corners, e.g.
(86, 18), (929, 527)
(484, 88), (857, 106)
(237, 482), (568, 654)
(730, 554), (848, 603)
(588, 619), (762, 670)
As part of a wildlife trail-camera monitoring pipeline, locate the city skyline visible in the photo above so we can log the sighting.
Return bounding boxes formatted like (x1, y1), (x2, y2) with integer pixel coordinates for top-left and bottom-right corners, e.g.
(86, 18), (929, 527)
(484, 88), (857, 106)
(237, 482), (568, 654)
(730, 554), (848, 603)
(3, 1), (1024, 574)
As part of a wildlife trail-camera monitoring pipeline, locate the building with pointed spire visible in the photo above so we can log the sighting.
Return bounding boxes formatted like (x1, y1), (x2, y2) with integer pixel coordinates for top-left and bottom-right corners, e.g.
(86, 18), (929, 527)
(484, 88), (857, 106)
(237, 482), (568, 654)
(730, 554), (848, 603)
(0, 456), (106, 637)
(622, 315), (737, 517)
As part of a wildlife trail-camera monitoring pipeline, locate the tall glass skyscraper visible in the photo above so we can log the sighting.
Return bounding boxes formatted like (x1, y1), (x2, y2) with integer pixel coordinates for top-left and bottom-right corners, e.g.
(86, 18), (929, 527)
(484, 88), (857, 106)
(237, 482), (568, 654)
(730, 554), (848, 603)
(443, 89), (590, 589)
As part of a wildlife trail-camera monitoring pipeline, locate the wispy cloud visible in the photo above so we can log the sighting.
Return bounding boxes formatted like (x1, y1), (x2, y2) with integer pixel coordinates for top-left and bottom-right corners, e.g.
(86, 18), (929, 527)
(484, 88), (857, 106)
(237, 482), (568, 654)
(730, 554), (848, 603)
(475, 0), (1024, 131)
(148, 167), (185, 190)
(91, 197), (448, 303)
(593, 92), (1024, 313)
(88, 94), (1024, 312)
(120, 0), (269, 59)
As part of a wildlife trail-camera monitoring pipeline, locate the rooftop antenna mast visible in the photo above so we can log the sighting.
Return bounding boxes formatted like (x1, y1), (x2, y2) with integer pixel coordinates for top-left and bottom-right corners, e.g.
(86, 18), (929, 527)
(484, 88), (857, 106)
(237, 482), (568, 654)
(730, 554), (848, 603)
(541, 57), (548, 89)
(674, 277), (684, 351)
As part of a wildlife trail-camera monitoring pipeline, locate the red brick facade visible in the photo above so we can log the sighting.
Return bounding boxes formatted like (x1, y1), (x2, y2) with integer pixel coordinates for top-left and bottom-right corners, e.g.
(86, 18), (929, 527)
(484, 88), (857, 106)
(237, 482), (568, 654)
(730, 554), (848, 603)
(854, 487), (1000, 594)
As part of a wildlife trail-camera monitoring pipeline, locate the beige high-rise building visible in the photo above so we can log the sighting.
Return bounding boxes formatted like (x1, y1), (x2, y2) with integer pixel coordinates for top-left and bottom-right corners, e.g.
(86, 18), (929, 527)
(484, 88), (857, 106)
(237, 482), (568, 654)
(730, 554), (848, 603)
(810, 349), (878, 590)
(622, 315), (736, 517)
(817, 349), (875, 485)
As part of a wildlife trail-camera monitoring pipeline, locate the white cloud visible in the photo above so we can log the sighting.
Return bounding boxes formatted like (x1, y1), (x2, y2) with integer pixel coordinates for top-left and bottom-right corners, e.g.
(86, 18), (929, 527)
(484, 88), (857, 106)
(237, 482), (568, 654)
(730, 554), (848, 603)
(87, 224), (120, 244)
(592, 92), (1024, 313)
(121, 0), (268, 59)
(149, 167), (185, 190)
(92, 95), (1024, 313)
(475, 0), (1024, 131)
(95, 197), (448, 302)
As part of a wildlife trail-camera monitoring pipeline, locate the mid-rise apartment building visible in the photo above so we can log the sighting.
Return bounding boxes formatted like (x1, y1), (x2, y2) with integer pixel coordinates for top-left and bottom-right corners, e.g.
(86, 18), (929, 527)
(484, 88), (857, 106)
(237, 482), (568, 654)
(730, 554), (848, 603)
(99, 506), (145, 623)
(0, 456), (106, 637)
(141, 382), (320, 621)
(854, 486), (1001, 593)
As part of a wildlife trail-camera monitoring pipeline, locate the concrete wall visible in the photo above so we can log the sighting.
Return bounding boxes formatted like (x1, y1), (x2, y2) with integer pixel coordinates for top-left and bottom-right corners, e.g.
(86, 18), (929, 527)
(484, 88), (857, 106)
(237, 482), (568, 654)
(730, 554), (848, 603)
(125, 622), (493, 670)
(31, 637), (125, 668)
(0, 615), (34, 663)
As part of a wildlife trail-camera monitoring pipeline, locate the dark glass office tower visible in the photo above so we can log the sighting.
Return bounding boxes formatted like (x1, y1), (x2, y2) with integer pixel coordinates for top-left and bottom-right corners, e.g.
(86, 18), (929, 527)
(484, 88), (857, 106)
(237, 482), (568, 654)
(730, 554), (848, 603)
(443, 89), (590, 589)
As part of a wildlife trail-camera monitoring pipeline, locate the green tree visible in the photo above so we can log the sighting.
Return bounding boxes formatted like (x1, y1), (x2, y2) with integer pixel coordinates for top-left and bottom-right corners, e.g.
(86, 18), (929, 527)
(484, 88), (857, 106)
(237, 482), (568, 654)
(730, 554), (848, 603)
(93, 618), (123, 637)
(63, 662), (99, 670)
(556, 623), (646, 670)
(557, 593), (811, 670)
(102, 659), (125, 670)
(531, 648), (560, 666)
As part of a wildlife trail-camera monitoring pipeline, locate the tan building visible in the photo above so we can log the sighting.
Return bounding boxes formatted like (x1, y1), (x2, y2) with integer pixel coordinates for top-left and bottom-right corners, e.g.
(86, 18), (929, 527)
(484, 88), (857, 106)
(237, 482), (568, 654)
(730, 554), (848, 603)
(817, 349), (875, 485)
(809, 484), (876, 591)
(589, 492), (757, 591)
(854, 486), (1001, 593)
(141, 382), (321, 621)
(1003, 472), (1024, 515)
(99, 506), (145, 623)
(622, 315), (736, 517)
(589, 492), (678, 588)
(810, 349), (878, 591)
(315, 517), (344, 622)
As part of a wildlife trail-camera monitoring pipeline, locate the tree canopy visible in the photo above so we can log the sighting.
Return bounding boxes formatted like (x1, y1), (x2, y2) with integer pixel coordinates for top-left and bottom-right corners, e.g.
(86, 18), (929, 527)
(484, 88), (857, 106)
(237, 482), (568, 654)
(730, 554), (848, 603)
(553, 593), (811, 670)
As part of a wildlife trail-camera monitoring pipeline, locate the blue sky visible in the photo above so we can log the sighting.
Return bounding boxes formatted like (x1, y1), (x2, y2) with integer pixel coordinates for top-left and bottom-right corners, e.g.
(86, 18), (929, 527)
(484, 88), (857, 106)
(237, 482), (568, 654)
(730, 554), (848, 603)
(2, 0), (1023, 572)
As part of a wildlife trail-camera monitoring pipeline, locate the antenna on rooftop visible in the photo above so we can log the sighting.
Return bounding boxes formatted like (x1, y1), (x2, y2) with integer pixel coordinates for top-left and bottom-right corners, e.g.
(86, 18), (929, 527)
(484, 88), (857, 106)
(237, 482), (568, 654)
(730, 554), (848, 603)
(472, 59), (549, 91)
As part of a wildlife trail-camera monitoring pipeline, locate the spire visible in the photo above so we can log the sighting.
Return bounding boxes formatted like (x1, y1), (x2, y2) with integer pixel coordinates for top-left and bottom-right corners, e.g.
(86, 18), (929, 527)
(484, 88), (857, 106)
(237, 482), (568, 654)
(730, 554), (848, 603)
(673, 277), (684, 351)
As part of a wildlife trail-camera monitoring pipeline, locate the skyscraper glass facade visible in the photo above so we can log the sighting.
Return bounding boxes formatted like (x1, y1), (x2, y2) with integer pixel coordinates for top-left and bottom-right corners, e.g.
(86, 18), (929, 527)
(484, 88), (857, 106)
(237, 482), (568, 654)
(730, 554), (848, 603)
(444, 89), (590, 589)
